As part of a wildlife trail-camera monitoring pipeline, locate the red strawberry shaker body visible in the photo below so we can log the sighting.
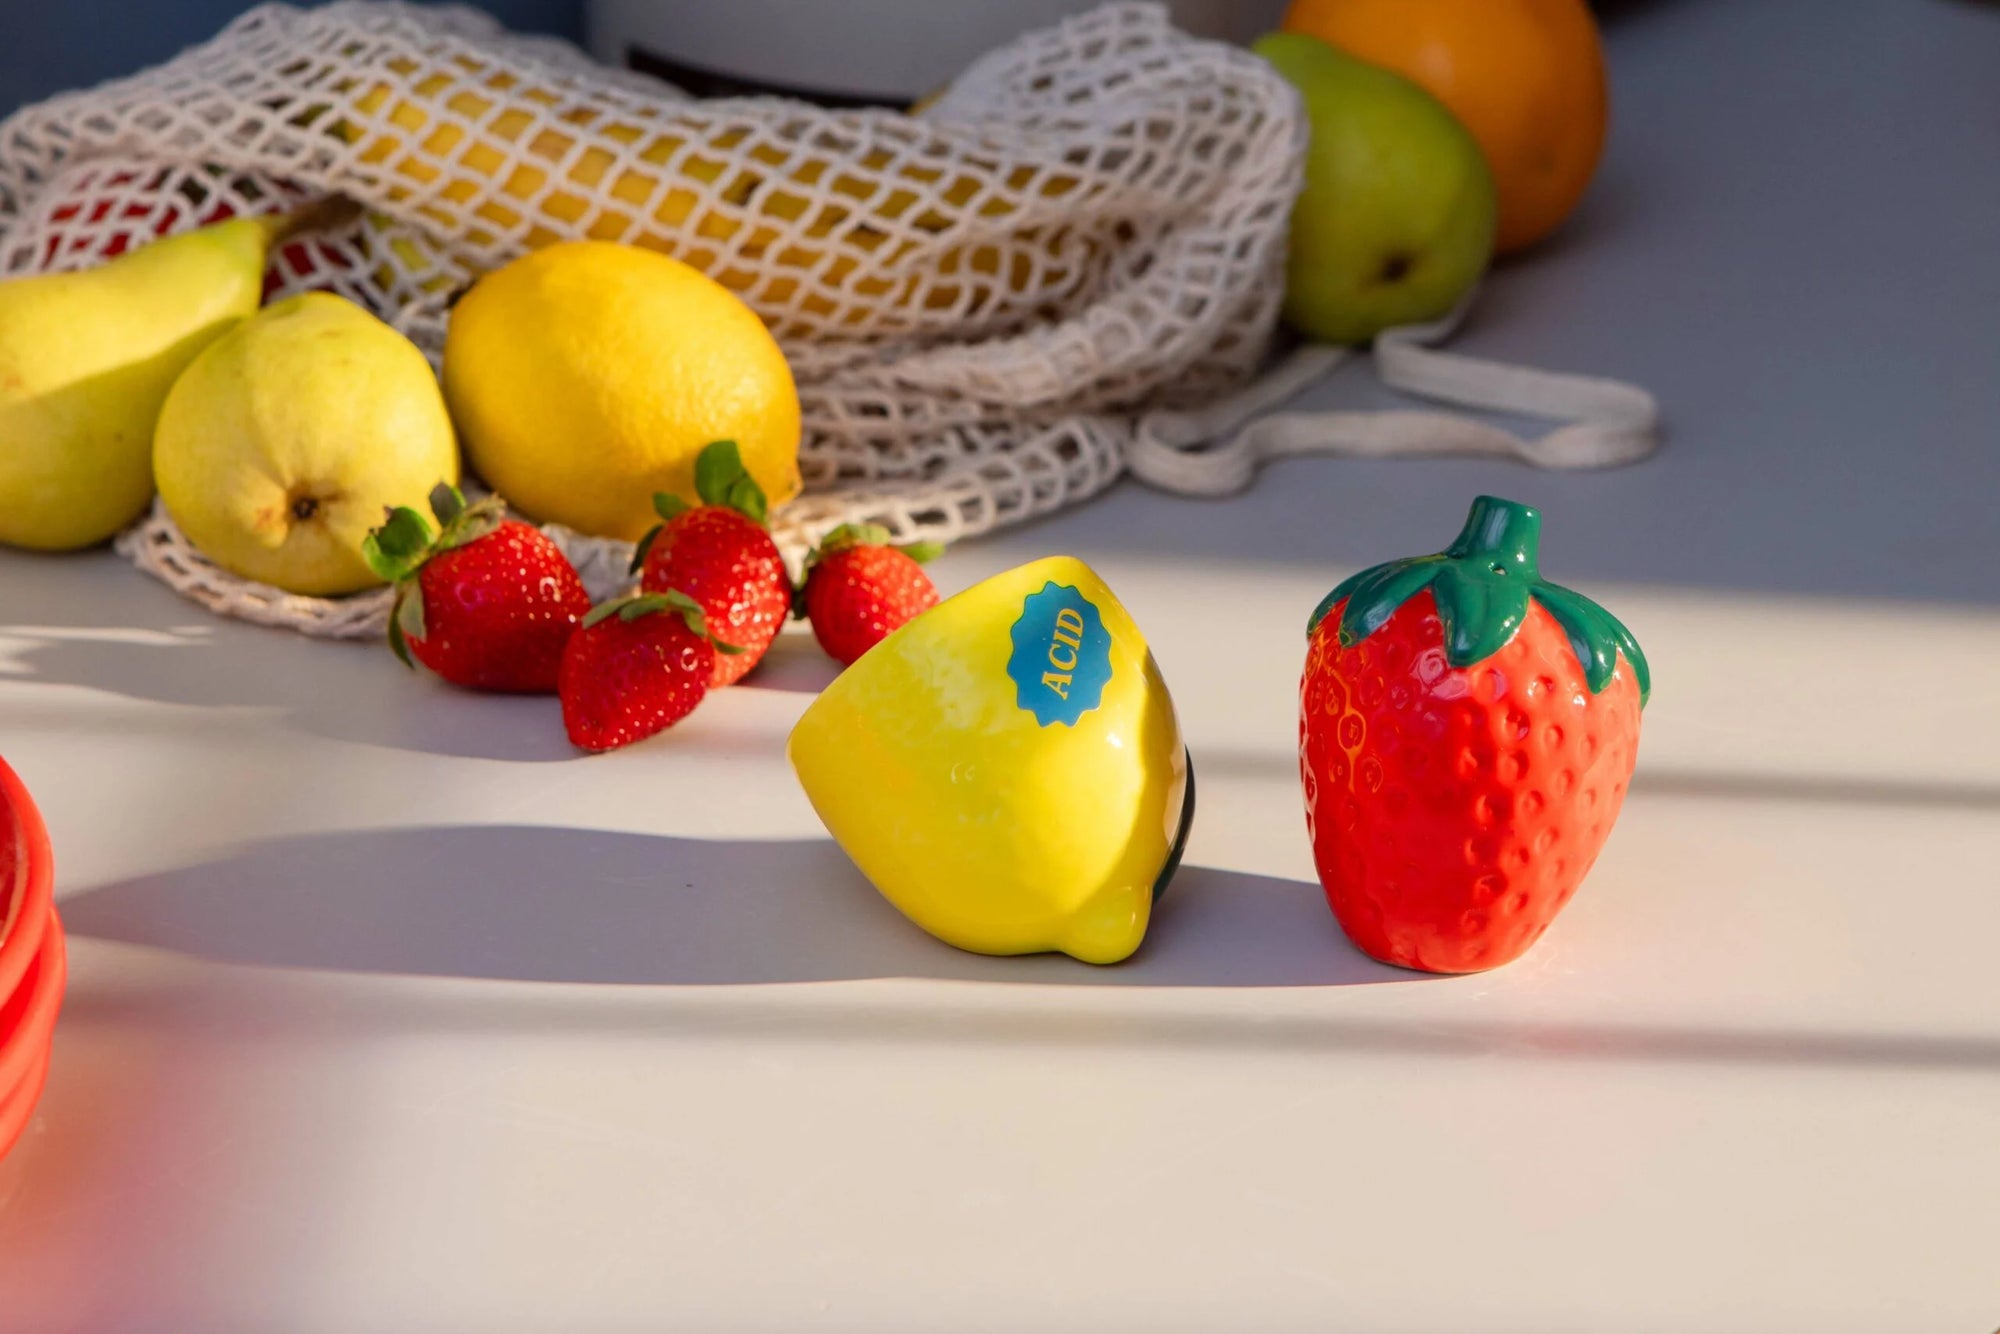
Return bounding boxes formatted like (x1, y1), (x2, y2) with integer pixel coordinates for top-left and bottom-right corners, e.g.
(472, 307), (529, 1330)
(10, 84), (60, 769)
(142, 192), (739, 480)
(1300, 497), (1650, 973)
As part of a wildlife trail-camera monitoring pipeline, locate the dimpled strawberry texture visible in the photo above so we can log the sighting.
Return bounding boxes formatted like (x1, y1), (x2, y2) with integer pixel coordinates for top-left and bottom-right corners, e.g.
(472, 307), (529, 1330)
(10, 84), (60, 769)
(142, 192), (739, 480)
(1301, 592), (1642, 973)
(805, 546), (939, 666)
(559, 614), (714, 752)
(411, 521), (589, 692)
(639, 508), (790, 686)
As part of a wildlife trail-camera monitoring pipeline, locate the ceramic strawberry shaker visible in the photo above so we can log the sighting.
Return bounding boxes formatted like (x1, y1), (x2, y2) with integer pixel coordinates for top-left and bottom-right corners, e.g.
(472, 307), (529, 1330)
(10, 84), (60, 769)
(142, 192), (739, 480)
(1300, 496), (1649, 972)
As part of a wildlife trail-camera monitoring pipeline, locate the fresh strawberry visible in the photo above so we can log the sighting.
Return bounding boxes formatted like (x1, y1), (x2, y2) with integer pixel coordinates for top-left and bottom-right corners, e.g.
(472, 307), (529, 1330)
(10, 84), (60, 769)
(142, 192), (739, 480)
(797, 524), (943, 666)
(363, 484), (589, 693)
(1300, 496), (1650, 974)
(559, 591), (741, 752)
(632, 440), (790, 687)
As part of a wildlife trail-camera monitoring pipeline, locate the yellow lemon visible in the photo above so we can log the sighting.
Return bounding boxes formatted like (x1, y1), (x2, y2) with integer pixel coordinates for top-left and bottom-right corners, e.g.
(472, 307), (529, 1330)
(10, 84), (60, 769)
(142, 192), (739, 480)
(789, 556), (1193, 965)
(331, 60), (1083, 331)
(442, 240), (801, 541)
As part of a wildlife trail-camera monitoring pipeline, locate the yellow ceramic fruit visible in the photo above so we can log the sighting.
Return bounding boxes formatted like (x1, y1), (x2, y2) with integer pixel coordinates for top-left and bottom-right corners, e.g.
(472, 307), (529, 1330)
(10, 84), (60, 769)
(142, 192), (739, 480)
(789, 556), (1193, 965)
(442, 240), (801, 543)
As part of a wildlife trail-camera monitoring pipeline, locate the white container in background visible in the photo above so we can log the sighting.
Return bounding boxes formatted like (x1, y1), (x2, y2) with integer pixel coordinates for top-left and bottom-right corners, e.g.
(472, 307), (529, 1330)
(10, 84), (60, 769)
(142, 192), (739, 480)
(586, 0), (1289, 104)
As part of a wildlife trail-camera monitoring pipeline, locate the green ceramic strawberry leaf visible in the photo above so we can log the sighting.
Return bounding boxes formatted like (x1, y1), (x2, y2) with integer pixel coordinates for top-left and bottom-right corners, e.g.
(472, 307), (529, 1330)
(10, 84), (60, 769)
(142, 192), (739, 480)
(1308, 496), (1650, 707)
(1323, 557), (1445, 645)
(1533, 580), (1652, 704)
(1428, 565), (1532, 668)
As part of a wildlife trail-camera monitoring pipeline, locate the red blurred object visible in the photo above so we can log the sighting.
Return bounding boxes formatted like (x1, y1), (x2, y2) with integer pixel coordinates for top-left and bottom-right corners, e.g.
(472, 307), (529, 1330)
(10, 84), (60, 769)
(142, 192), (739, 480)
(0, 756), (64, 1165)
(0, 758), (54, 1000)
(26, 167), (352, 301)
(0, 925), (64, 1160)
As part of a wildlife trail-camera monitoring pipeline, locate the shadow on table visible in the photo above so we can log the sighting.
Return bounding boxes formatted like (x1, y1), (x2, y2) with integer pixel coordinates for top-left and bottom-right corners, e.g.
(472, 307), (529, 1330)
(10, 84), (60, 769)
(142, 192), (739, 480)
(5, 617), (836, 763)
(1199, 747), (2000, 814)
(58, 824), (1415, 989)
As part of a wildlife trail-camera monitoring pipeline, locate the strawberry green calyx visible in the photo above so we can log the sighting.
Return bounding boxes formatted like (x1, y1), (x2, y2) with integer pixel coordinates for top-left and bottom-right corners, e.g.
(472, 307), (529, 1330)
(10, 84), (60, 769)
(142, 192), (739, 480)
(629, 440), (770, 572)
(428, 483), (505, 552)
(811, 523), (944, 564)
(789, 523), (946, 619)
(693, 440), (768, 526)
(583, 590), (747, 654)
(362, 482), (508, 669)
(1307, 496), (1651, 706)
(362, 506), (434, 586)
(362, 484), (504, 582)
(815, 522), (892, 555)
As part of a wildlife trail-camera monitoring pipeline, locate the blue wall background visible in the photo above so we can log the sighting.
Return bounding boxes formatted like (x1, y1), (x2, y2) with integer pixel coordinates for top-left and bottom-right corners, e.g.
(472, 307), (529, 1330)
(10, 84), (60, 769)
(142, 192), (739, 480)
(0, 0), (583, 118)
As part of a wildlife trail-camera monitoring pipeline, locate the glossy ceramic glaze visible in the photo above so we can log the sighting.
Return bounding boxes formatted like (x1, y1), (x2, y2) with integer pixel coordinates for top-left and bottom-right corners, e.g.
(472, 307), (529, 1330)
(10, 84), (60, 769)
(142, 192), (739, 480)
(0, 756), (62, 1166)
(0, 917), (65, 1110)
(789, 556), (1189, 964)
(0, 757), (55, 1009)
(1301, 498), (1646, 973)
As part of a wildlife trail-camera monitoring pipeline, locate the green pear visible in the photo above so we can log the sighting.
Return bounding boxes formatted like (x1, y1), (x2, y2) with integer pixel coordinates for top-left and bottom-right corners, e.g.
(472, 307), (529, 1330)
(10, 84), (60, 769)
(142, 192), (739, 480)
(0, 208), (334, 551)
(153, 292), (459, 597)
(1254, 32), (1497, 345)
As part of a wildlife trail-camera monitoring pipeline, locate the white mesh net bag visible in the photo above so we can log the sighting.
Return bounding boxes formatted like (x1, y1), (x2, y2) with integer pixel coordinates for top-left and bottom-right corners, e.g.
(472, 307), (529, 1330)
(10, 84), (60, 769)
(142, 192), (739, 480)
(0, 0), (1655, 639)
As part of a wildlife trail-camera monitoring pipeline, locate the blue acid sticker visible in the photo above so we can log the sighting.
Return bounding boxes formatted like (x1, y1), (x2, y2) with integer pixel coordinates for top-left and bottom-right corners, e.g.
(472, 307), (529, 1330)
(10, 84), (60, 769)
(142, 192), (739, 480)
(1007, 581), (1113, 727)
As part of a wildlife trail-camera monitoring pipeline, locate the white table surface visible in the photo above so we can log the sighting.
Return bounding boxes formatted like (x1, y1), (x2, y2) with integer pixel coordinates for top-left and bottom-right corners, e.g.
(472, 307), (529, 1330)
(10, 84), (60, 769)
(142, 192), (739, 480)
(4, 1), (2000, 1329)
(2, 546), (1996, 1331)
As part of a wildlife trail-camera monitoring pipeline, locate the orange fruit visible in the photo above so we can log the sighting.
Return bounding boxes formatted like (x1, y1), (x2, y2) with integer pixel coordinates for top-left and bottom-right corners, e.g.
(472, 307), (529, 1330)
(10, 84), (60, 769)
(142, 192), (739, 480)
(1280, 0), (1609, 253)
